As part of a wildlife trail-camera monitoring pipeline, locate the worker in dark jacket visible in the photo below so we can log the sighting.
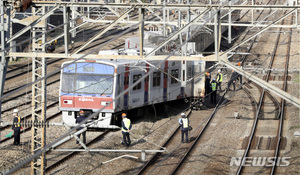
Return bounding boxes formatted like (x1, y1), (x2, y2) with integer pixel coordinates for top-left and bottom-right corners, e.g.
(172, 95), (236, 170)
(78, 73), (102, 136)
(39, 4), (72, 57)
(121, 113), (132, 147)
(179, 113), (190, 143)
(205, 72), (211, 96)
(12, 109), (21, 145)
(228, 70), (239, 91)
(211, 79), (217, 104)
(237, 62), (243, 85)
(76, 110), (86, 144)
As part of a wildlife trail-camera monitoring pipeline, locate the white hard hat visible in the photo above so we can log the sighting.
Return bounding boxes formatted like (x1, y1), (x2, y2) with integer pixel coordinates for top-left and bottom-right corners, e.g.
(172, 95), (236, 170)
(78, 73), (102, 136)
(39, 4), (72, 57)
(13, 109), (18, 113)
(181, 113), (186, 117)
(218, 69), (221, 73)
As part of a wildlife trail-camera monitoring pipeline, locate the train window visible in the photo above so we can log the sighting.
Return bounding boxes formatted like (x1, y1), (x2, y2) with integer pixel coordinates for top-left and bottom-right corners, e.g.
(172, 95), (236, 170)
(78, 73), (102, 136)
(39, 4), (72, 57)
(61, 74), (75, 93)
(63, 63), (76, 73)
(76, 75), (113, 94)
(153, 72), (161, 87)
(171, 69), (179, 84)
(83, 66), (95, 72)
(133, 74), (142, 90)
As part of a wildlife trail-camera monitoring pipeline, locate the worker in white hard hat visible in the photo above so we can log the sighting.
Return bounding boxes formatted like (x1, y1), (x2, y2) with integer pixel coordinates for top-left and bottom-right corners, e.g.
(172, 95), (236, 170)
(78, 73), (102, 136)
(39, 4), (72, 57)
(12, 109), (21, 145)
(216, 69), (223, 92)
(179, 113), (190, 143)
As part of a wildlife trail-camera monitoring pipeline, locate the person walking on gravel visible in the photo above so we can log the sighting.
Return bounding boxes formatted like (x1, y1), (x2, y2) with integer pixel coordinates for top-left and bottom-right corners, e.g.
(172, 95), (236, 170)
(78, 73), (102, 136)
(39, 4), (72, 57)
(76, 110), (86, 144)
(216, 69), (223, 92)
(210, 79), (217, 104)
(121, 113), (132, 147)
(12, 109), (21, 145)
(179, 113), (190, 143)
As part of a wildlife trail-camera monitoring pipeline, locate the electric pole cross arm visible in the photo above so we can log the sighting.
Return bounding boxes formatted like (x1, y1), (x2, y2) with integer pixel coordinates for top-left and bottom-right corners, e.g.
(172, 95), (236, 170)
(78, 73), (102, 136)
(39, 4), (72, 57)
(145, 7), (212, 58)
(220, 60), (300, 108)
(71, 6), (134, 55)
(7, 5), (59, 43)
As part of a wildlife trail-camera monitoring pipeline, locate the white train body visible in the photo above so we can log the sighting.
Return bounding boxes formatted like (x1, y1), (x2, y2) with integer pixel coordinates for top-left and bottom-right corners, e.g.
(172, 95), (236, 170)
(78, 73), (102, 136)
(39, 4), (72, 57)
(59, 59), (205, 128)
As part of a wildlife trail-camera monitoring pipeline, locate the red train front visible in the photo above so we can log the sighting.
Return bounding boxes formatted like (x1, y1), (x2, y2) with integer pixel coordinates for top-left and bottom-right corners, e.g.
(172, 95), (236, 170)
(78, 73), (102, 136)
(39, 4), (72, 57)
(59, 60), (119, 129)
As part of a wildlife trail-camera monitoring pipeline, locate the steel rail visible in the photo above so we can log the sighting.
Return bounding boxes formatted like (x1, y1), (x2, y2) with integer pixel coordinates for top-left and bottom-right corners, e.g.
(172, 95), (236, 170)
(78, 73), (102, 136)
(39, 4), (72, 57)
(251, 82), (281, 120)
(0, 109), (61, 144)
(45, 130), (110, 172)
(270, 13), (293, 175)
(4, 58), (63, 81)
(171, 89), (228, 174)
(3, 73), (59, 96)
(236, 5), (287, 174)
(242, 86), (258, 118)
(136, 110), (192, 175)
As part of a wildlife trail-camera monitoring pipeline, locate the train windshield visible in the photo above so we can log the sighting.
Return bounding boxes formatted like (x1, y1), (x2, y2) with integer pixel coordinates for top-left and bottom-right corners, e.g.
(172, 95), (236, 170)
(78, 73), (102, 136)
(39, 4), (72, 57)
(61, 62), (114, 95)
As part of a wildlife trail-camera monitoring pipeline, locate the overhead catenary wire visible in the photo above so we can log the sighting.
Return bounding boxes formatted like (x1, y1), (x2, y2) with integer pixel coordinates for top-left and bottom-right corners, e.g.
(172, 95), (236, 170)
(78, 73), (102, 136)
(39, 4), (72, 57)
(0, 4), (108, 54)
(4, 0), (282, 173)
(3, 5), (167, 174)
(3, 2), (220, 173)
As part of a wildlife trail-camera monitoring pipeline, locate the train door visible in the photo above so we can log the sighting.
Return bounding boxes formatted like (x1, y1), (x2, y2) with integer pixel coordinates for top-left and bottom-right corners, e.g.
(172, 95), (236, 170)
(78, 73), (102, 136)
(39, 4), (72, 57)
(150, 70), (163, 104)
(168, 61), (181, 101)
(180, 60), (187, 99)
(123, 65), (130, 110)
(186, 63), (194, 97)
(129, 70), (144, 109)
(116, 74), (121, 111)
(163, 61), (168, 102)
(144, 63), (150, 106)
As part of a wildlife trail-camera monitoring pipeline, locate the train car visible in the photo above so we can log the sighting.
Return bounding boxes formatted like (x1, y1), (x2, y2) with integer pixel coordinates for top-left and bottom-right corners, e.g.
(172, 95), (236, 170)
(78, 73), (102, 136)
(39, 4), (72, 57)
(59, 58), (205, 129)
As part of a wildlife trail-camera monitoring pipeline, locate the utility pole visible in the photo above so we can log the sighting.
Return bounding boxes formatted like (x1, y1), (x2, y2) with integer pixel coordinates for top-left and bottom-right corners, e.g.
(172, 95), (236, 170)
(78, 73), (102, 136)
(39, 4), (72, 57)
(139, 8), (144, 57)
(0, 0), (9, 143)
(31, 5), (47, 175)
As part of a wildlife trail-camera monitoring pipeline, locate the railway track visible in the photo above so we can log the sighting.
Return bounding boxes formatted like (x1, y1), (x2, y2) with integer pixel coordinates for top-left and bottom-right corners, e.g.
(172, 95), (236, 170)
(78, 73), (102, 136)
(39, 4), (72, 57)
(137, 90), (228, 174)
(45, 130), (110, 173)
(0, 102), (60, 144)
(236, 9), (292, 175)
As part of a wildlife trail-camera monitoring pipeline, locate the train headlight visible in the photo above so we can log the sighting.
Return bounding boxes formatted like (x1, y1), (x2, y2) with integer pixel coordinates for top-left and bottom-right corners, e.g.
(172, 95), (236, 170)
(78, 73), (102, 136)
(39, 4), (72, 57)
(101, 101), (110, 106)
(63, 100), (73, 104)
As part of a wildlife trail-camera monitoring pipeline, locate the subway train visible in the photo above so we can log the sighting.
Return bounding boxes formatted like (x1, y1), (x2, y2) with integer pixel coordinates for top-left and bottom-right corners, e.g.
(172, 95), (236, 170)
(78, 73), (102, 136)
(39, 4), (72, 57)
(59, 58), (205, 129)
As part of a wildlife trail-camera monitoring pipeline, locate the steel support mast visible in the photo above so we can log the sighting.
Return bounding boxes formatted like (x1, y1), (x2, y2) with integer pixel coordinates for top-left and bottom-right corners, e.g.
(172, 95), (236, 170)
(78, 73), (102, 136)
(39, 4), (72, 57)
(0, 0), (9, 143)
(31, 5), (47, 175)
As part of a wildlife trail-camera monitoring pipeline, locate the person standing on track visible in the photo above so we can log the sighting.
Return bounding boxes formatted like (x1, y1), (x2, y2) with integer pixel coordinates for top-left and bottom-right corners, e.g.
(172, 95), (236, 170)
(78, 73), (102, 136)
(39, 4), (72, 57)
(76, 110), (86, 144)
(228, 70), (238, 91)
(205, 72), (211, 97)
(216, 69), (223, 92)
(237, 62), (243, 86)
(211, 79), (217, 104)
(179, 113), (190, 143)
(12, 109), (21, 145)
(121, 113), (132, 147)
